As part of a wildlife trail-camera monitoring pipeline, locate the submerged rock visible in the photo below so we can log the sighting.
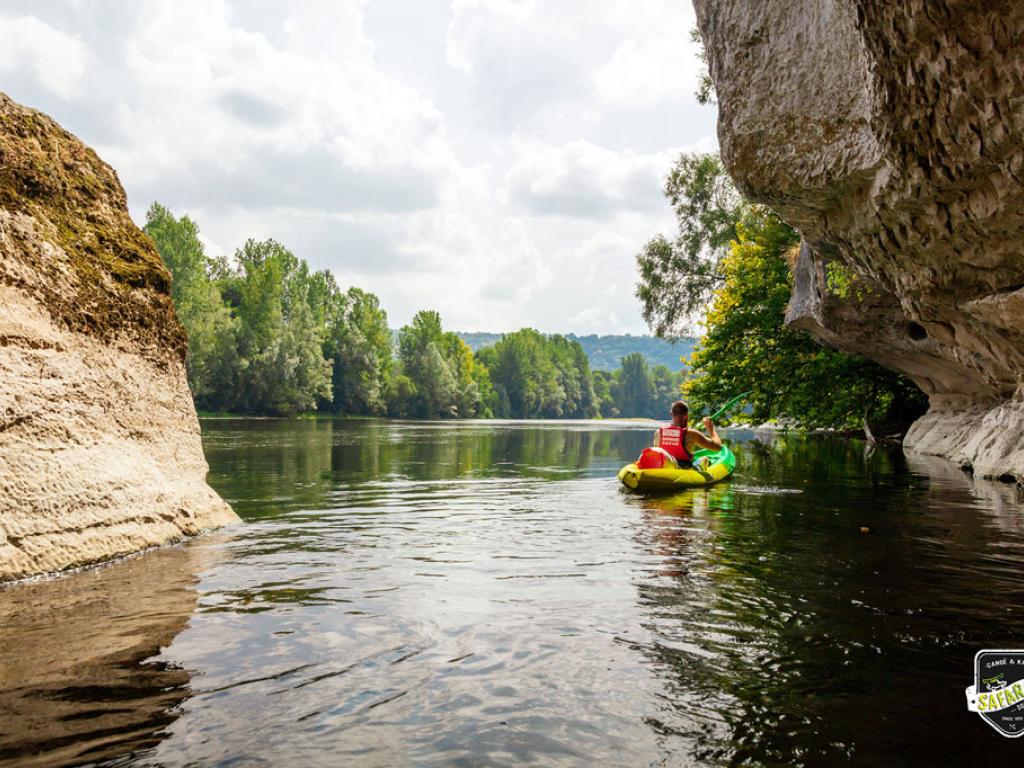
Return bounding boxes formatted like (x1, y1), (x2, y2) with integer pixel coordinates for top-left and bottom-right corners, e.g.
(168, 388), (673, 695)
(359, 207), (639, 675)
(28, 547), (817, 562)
(695, 1), (1024, 480)
(0, 92), (237, 582)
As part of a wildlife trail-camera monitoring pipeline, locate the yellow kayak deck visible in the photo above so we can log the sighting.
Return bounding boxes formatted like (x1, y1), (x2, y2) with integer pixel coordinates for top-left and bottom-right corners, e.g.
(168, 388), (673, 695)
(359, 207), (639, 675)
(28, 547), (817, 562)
(618, 445), (736, 492)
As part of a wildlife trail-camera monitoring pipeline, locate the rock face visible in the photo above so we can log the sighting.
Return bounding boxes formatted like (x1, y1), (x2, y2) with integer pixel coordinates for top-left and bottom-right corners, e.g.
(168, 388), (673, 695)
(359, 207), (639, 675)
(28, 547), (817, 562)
(694, 0), (1024, 479)
(0, 92), (237, 582)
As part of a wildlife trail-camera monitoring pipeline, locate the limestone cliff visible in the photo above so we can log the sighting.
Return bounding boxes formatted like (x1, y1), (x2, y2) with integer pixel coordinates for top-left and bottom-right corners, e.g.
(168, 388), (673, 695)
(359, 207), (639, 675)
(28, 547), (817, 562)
(0, 92), (237, 582)
(694, 0), (1024, 480)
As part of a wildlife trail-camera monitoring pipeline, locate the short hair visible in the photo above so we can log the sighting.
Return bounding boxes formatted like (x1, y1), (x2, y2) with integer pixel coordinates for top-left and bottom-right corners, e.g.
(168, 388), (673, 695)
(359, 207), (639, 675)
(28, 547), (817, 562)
(671, 400), (688, 415)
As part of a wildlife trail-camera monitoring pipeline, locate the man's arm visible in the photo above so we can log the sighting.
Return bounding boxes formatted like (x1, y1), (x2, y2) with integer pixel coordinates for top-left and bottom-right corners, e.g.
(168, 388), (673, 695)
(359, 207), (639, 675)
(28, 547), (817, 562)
(653, 429), (661, 447)
(690, 417), (723, 450)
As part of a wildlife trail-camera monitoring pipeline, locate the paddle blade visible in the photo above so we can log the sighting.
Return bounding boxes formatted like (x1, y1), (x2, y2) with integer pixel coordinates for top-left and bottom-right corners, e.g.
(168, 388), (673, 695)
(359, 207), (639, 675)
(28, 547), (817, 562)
(710, 391), (751, 421)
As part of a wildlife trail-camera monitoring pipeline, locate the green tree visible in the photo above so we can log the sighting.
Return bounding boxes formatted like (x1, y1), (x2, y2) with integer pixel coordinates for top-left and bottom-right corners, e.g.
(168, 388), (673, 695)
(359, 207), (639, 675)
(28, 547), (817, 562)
(385, 373), (417, 418)
(636, 155), (926, 430)
(684, 207), (925, 429)
(477, 330), (595, 419)
(635, 153), (743, 339)
(147, 203), (432, 419)
(485, 329), (555, 418)
(144, 203), (239, 410)
(617, 352), (654, 417)
(439, 332), (491, 417)
(649, 364), (684, 418)
(419, 342), (458, 417)
(398, 310), (444, 417)
(549, 335), (597, 418)
(220, 239), (332, 415)
(396, 311), (488, 418)
(592, 369), (617, 418)
(474, 345), (509, 417)
(325, 287), (392, 415)
(691, 26), (715, 106)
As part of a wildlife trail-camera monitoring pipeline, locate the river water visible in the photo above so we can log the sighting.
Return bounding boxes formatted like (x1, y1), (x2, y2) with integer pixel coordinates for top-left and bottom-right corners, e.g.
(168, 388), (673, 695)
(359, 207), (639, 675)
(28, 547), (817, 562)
(2, 419), (1024, 766)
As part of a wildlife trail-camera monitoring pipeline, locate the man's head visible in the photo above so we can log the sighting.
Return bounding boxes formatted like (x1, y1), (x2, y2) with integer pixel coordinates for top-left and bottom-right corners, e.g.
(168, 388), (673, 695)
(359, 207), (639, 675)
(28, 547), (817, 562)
(670, 400), (688, 427)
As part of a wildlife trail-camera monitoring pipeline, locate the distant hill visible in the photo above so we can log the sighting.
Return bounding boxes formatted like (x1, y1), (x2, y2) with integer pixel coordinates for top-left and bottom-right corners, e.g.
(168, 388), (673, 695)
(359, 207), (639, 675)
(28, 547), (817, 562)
(457, 332), (695, 372)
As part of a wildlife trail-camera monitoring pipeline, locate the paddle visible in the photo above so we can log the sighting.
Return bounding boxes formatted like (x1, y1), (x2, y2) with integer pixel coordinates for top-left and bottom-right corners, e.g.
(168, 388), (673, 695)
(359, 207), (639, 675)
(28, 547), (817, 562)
(708, 390), (751, 422)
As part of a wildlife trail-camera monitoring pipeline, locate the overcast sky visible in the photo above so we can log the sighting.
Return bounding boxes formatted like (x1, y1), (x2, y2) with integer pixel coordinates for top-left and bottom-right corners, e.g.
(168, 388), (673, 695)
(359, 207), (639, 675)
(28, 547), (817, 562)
(0, 0), (717, 333)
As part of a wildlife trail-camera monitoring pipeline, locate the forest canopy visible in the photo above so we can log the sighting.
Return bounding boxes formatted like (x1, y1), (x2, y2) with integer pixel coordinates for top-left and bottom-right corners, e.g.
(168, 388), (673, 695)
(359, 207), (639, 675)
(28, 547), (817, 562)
(458, 332), (694, 372)
(145, 203), (685, 420)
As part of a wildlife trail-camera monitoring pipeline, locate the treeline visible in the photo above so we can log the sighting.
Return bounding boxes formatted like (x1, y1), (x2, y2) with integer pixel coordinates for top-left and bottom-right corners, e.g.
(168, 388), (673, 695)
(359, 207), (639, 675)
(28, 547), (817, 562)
(145, 203), (684, 419)
(458, 331), (695, 372)
(593, 356), (684, 420)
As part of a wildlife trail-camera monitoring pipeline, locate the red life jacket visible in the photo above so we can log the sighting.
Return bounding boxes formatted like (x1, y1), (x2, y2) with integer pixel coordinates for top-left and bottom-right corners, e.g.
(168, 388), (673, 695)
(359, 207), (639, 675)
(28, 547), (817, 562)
(658, 425), (692, 464)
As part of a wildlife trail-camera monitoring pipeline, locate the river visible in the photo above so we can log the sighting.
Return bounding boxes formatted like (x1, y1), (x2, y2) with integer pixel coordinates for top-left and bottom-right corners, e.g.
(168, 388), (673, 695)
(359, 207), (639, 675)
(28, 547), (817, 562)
(2, 419), (1023, 766)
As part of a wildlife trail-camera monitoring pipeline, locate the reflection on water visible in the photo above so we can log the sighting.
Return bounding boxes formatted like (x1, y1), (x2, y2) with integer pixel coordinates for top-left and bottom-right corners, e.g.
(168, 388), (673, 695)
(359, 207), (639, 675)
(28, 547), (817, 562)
(0, 543), (217, 766)
(633, 436), (1024, 765)
(2, 420), (1024, 766)
(200, 419), (633, 518)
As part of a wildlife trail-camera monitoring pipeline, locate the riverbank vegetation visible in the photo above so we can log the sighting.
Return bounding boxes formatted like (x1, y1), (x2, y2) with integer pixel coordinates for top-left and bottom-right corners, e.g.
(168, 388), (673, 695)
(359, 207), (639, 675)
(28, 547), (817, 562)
(635, 154), (927, 431)
(146, 203), (684, 419)
(459, 332), (694, 372)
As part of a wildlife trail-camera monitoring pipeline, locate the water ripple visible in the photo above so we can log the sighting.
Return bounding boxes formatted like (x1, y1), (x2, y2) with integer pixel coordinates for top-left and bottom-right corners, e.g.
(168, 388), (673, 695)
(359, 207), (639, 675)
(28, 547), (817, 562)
(2, 421), (1024, 766)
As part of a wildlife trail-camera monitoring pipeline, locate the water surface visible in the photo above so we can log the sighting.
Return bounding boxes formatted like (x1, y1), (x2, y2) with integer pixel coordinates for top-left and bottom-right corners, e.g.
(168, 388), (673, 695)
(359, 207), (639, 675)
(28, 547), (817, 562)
(2, 419), (1024, 766)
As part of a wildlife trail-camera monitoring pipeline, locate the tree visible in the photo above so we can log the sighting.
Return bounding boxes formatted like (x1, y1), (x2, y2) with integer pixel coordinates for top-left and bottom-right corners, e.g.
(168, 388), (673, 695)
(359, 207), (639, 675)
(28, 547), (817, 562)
(484, 329), (555, 418)
(684, 207), (926, 429)
(257, 295), (333, 415)
(617, 352), (654, 417)
(691, 26), (716, 106)
(398, 310), (445, 417)
(549, 335), (597, 418)
(385, 373), (417, 418)
(650, 364), (684, 418)
(144, 203), (239, 410)
(592, 370), (617, 418)
(635, 153), (743, 338)
(152, 199), (746, 424)
(220, 239), (332, 415)
(396, 310), (488, 418)
(325, 287), (392, 415)
(636, 155), (926, 430)
(148, 203), (464, 419)
(439, 332), (490, 417)
(478, 330), (596, 419)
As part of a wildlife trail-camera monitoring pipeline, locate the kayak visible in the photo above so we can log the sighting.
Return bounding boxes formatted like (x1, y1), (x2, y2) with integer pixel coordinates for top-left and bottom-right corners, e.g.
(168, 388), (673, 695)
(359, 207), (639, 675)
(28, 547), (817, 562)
(618, 445), (736, 492)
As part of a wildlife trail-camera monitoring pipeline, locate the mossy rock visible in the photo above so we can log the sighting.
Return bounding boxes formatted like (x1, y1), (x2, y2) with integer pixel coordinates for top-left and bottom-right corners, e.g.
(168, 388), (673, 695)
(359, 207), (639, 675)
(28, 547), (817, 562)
(0, 91), (185, 362)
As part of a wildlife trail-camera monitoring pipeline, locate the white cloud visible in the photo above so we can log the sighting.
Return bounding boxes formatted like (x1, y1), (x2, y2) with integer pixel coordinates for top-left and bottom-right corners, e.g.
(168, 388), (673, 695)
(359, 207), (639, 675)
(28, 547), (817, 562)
(0, 0), (717, 334)
(504, 139), (677, 218)
(446, 0), (705, 119)
(0, 16), (87, 99)
(96, 0), (450, 217)
(570, 305), (620, 332)
(594, 34), (703, 108)
(591, 0), (704, 108)
(480, 218), (552, 302)
(446, 0), (539, 76)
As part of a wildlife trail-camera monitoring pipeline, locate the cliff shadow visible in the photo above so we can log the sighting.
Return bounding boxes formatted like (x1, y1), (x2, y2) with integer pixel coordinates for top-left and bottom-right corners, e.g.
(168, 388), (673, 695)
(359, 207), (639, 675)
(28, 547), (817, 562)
(0, 541), (220, 767)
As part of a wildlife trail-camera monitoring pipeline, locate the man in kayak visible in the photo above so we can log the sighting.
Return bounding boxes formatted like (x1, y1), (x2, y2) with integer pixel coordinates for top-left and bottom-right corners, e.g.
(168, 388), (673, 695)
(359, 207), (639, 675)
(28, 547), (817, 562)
(652, 400), (722, 468)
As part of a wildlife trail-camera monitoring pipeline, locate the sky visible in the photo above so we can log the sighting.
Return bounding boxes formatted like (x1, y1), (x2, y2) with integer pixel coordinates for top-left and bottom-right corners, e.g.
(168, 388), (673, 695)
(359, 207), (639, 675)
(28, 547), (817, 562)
(0, 0), (717, 334)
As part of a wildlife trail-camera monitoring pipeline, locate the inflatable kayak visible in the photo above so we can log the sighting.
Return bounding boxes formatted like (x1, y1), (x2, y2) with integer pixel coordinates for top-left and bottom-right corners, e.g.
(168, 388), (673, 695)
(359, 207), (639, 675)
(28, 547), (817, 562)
(618, 445), (736, 492)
